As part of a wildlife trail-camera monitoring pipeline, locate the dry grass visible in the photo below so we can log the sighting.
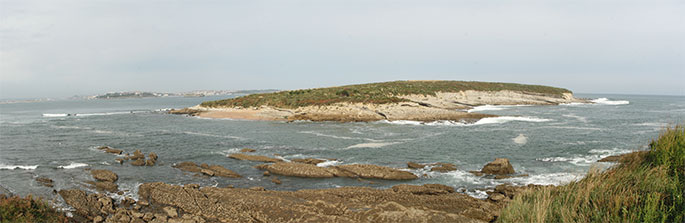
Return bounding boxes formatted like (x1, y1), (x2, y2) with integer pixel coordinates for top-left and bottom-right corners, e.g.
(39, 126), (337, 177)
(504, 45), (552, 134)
(499, 125), (685, 223)
(0, 195), (68, 223)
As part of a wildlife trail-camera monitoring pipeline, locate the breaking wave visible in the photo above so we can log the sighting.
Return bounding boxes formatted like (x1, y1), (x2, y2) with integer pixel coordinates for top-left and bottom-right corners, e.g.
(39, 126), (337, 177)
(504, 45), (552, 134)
(346, 142), (400, 149)
(536, 148), (633, 166)
(467, 105), (530, 113)
(43, 113), (68, 117)
(379, 116), (551, 127)
(0, 164), (38, 170)
(591, 98), (629, 105)
(58, 162), (88, 169)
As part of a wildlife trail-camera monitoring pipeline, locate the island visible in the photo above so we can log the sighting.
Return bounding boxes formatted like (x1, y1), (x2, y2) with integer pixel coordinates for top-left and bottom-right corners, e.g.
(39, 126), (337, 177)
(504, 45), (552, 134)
(172, 80), (587, 122)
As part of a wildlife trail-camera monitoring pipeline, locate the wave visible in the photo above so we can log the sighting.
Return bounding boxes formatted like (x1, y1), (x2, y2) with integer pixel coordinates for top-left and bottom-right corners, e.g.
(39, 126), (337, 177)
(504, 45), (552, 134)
(0, 164), (38, 170)
(591, 98), (629, 105)
(512, 134), (528, 145)
(316, 160), (342, 167)
(467, 105), (530, 113)
(346, 142), (400, 149)
(562, 114), (588, 123)
(43, 113), (68, 117)
(537, 148), (633, 166)
(299, 131), (359, 140)
(75, 111), (132, 117)
(182, 131), (242, 140)
(58, 162), (88, 169)
(379, 116), (551, 127)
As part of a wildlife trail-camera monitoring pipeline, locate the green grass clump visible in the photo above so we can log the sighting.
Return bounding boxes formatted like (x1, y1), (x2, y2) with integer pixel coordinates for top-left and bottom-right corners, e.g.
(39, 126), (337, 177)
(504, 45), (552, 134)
(200, 80), (572, 108)
(498, 125), (685, 223)
(0, 195), (68, 223)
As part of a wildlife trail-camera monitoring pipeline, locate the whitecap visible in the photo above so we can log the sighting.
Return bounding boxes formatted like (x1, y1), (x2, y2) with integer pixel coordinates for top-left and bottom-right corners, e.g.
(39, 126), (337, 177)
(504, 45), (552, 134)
(0, 164), (38, 170)
(58, 162), (88, 169)
(591, 98), (629, 105)
(562, 114), (588, 123)
(467, 104), (531, 113)
(346, 142), (399, 149)
(512, 134), (528, 145)
(74, 111), (131, 117)
(43, 113), (68, 117)
(316, 160), (342, 167)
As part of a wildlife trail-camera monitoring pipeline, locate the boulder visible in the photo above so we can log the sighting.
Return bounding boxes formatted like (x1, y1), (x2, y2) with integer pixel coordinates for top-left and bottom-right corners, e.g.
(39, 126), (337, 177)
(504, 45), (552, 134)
(228, 153), (282, 163)
(430, 163), (457, 172)
(58, 189), (101, 217)
(148, 152), (158, 161)
(200, 169), (215, 176)
(480, 158), (515, 175)
(271, 177), (282, 185)
(407, 162), (425, 169)
(240, 148), (256, 153)
(163, 206), (178, 218)
(91, 169), (118, 182)
(36, 177), (54, 187)
(130, 159), (146, 166)
(130, 150), (145, 160)
(114, 158), (124, 165)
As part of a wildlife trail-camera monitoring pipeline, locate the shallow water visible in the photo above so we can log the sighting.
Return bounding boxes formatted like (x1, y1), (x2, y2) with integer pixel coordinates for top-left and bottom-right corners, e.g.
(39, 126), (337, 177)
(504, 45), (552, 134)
(1, 94), (683, 203)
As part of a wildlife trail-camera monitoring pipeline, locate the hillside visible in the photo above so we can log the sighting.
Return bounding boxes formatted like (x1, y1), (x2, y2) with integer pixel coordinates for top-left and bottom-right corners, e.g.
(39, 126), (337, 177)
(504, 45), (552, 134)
(200, 80), (573, 109)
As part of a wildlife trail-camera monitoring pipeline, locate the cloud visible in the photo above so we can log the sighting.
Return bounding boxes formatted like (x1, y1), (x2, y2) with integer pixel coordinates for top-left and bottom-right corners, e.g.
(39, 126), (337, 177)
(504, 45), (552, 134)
(1, 0), (683, 98)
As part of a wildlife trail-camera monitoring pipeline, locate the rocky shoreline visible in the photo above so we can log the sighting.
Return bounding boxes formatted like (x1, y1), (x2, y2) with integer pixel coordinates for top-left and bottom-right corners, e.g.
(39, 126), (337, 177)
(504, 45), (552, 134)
(171, 90), (587, 122)
(43, 146), (592, 223)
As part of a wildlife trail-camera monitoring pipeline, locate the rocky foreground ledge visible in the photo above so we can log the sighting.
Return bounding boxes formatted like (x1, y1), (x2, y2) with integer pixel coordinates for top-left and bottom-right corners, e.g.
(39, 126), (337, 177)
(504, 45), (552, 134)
(61, 181), (535, 223)
(170, 81), (587, 122)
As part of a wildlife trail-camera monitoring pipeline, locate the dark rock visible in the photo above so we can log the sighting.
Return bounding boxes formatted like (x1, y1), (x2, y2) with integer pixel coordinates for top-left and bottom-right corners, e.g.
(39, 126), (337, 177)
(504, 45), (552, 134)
(481, 158), (515, 175)
(91, 169), (118, 182)
(430, 163), (457, 172)
(407, 162), (425, 169)
(36, 177), (54, 187)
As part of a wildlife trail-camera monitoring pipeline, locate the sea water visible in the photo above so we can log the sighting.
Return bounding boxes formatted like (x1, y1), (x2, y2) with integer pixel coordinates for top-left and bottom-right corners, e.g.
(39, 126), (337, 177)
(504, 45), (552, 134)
(1, 94), (683, 203)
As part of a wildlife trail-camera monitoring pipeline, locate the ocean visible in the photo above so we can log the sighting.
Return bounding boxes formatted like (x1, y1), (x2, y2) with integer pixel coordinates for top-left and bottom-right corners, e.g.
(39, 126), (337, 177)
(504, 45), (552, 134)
(1, 94), (684, 205)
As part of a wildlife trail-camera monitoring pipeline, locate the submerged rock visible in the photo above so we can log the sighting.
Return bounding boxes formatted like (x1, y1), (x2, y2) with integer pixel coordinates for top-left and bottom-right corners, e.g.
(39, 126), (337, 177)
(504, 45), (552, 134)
(98, 146), (123, 155)
(240, 148), (256, 153)
(36, 177), (54, 187)
(91, 169), (118, 182)
(430, 163), (457, 172)
(480, 158), (515, 175)
(228, 153), (283, 163)
(407, 162), (426, 169)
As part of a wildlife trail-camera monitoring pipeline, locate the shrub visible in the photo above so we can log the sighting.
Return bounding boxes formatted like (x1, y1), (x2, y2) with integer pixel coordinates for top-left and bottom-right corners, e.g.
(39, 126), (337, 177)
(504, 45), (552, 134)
(0, 195), (68, 223)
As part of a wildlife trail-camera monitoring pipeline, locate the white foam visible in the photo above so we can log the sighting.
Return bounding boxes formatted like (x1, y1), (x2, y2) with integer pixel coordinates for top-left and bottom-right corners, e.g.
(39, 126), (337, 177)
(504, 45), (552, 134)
(562, 114), (588, 123)
(316, 160), (342, 167)
(379, 116), (551, 127)
(513, 134), (528, 145)
(346, 142), (399, 149)
(74, 111), (131, 117)
(505, 172), (584, 186)
(467, 104), (531, 113)
(58, 162), (88, 169)
(43, 113), (68, 117)
(0, 164), (38, 170)
(182, 131), (242, 140)
(299, 131), (361, 140)
(560, 102), (589, 106)
(591, 98), (629, 105)
(537, 148), (633, 166)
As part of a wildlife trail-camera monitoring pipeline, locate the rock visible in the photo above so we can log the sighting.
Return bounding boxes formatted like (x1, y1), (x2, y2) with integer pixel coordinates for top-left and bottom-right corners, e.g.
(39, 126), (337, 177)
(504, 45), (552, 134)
(291, 158), (326, 165)
(137, 182), (499, 222)
(91, 169), (118, 182)
(494, 174), (529, 180)
(271, 177), (282, 184)
(86, 181), (118, 193)
(430, 163), (457, 172)
(249, 186), (266, 191)
(228, 153), (282, 163)
(206, 165), (241, 178)
(598, 151), (649, 162)
(130, 159), (146, 166)
(480, 158), (515, 175)
(240, 148), (256, 153)
(263, 171), (270, 176)
(488, 193), (506, 202)
(256, 162), (335, 178)
(93, 215), (104, 223)
(130, 150), (145, 160)
(163, 206), (178, 218)
(114, 158), (124, 165)
(334, 164), (418, 180)
(98, 146), (123, 155)
(36, 177), (54, 187)
(174, 162), (241, 178)
(391, 184), (454, 195)
(58, 189), (101, 217)
(200, 169), (215, 176)
(149, 152), (158, 161)
(145, 159), (156, 166)
(407, 162), (425, 169)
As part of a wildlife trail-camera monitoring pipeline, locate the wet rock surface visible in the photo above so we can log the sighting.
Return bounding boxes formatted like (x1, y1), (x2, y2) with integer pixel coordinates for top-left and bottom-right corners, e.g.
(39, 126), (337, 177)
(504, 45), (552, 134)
(36, 177), (54, 187)
(430, 163), (457, 172)
(91, 169), (118, 182)
(173, 162), (241, 178)
(480, 158), (515, 175)
(256, 162), (418, 180)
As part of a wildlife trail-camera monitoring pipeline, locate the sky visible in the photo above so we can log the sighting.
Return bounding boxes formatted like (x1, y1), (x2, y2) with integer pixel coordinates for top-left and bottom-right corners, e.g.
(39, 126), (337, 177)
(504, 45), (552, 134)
(1, 0), (683, 99)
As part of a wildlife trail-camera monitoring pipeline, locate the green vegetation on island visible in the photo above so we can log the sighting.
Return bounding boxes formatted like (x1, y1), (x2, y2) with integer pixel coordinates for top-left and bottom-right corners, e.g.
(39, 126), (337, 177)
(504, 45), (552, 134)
(200, 80), (573, 108)
(499, 125), (685, 223)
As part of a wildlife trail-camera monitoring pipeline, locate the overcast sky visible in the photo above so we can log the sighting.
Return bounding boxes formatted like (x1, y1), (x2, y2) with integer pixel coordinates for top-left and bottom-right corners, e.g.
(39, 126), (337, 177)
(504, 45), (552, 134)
(1, 0), (683, 99)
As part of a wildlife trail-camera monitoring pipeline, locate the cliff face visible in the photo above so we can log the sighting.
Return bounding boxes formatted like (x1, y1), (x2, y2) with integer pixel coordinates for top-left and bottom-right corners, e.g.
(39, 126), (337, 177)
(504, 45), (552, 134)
(181, 81), (588, 122)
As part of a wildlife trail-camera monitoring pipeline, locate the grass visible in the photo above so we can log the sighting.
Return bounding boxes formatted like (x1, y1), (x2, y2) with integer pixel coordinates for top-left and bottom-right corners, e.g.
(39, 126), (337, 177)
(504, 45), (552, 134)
(200, 80), (572, 108)
(0, 195), (68, 223)
(498, 125), (685, 223)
